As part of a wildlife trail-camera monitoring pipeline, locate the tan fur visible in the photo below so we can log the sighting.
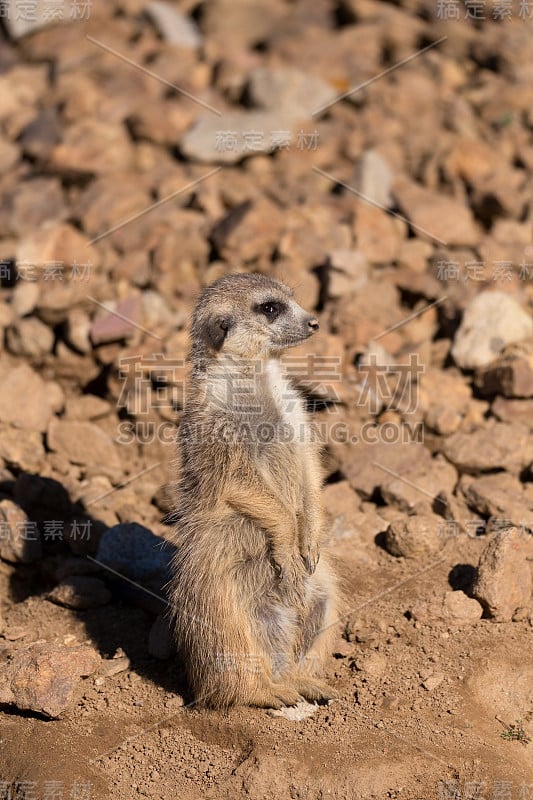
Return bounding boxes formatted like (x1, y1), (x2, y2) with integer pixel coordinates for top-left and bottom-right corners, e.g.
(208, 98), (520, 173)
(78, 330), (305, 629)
(168, 273), (339, 708)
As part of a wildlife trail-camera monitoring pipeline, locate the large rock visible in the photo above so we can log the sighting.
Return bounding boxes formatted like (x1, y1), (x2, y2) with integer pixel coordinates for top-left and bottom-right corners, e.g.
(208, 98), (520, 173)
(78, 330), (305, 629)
(410, 591), (483, 626)
(384, 514), (445, 559)
(0, 424), (45, 472)
(381, 457), (457, 513)
(459, 473), (533, 530)
(451, 291), (533, 370)
(0, 642), (100, 718)
(441, 421), (533, 475)
(473, 528), (532, 622)
(47, 419), (121, 475)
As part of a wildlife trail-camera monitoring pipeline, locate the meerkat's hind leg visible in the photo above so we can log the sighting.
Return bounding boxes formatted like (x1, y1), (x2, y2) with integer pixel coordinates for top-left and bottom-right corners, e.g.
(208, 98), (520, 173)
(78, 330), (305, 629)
(247, 680), (303, 709)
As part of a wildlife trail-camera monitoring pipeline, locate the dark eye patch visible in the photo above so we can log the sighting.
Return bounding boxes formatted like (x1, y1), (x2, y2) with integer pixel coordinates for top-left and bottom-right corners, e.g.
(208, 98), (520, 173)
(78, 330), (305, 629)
(253, 299), (286, 320)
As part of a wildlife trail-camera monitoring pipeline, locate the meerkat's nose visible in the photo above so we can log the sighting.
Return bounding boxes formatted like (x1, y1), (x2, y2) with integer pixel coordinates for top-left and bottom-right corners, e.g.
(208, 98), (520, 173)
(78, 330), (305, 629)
(307, 317), (320, 332)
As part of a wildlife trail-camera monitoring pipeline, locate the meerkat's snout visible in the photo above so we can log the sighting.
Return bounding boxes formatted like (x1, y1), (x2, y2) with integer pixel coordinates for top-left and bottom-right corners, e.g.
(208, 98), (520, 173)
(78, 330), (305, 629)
(307, 316), (320, 333)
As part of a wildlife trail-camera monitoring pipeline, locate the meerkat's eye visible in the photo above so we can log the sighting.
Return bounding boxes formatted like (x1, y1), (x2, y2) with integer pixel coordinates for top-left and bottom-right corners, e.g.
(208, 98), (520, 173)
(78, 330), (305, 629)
(254, 300), (285, 321)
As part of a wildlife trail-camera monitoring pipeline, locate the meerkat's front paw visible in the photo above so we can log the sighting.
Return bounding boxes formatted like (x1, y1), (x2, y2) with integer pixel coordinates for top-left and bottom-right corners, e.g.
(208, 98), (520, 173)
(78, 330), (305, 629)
(301, 542), (320, 574)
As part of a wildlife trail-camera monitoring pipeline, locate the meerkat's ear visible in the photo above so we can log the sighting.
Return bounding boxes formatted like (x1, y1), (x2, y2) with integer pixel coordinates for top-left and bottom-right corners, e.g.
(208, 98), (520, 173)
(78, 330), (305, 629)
(206, 314), (233, 351)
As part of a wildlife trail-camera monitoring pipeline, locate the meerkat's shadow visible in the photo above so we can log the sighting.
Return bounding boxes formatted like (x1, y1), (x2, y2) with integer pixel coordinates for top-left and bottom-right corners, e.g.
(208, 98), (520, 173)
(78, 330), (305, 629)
(2, 471), (185, 700)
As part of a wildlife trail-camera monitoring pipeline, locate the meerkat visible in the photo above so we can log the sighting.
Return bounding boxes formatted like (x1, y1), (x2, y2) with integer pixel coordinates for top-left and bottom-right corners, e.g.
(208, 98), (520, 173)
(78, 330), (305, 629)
(168, 273), (339, 709)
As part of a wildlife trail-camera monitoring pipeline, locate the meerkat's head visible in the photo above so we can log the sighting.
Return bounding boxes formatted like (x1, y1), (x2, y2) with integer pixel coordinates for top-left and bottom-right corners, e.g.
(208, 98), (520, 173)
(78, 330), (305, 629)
(190, 273), (319, 363)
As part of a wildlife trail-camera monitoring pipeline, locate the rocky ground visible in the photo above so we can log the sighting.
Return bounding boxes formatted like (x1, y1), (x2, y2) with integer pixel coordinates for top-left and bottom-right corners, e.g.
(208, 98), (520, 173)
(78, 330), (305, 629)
(0, 0), (532, 798)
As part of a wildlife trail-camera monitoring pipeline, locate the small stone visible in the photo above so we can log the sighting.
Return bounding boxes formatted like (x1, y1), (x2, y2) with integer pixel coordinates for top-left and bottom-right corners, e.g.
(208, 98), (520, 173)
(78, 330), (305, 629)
(422, 672), (445, 691)
(327, 250), (369, 298)
(419, 369), (472, 435)
(353, 652), (387, 677)
(394, 176), (480, 247)
(6, 317), (55, 358)
(0, 499), (42, 564)
(492, 396), (533, 428)
(47, 419), (121, 475)
(181, 109), (293, 164)
(472, 528), (532, 622)
(50, 119), (135, 175)
(441, 421), (533, 475)
(247, 66), (336, 120)
(354, 150), (393, 208)
(354, 200), (404, 265)
(0, 137), (19, 172)
(7, 177), (66, 237)
(475, 346), (533, 398)
(11, 281), (40, 316)
(146, 1), (202, 47)
(0, 424), (45, 472)
(384, 514), (445, 559)
(47, 577), (111, 610)
(0, 642), (100, 718)
(268, 700), (321, 720)
(89, 296), (143, 345)
(3, 0), (70, 38)
(99, 651), (131, 677)
(64, 395), (111, 421)
(148, 613), (175, 660)
(0, 363), (53, 432)
(452, 291), (533, 370)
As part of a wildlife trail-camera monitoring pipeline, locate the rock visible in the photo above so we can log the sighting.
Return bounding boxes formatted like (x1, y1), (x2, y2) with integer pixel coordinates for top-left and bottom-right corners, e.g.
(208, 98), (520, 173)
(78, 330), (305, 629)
(0, 424), (45, 472)
(354, 150), (393, 208)
(394, 176), (480, 247)
(354, 200), (404, 265)
(212, 197), (284, 262)
(475, 345), (533, 398)
(410, 591), (483, 626)
(99, 651), (130, 677)
(381, 457), (457, 513)
(20, 108), (62, 161)
(492, 396), (533, 429)
(451, 291), (533, 370)
(268, 700), (321, 720)
(181, 109), (293, 164)
(334, 439), (432, 499)
(441, 422), (533, 475)
(11, 281), (40, 317)
(6, 177), (66, 237)
(421, 672), (445, 691)
(47, 577), (112, 610)
(96, 523), (175, 583)
(148, 613), (175, 660)
(89, 295), (143, 345)
(0, 642), (100, 718)
(326, 250), (369, 298)
(459, 473), (533, 530)
(64, 395), (111, 421)
(0, 136), (19, 172)
(473, 528), (532, 622)
(2, 0), (70, 38)
(146, 1), (202, 47)
(6, 317), (55, 358)
(418, 369), (472, 435)
(353, 652), (388, 678)
(0, 499), (42, 564)
(384, 514), (445, 559)
(50, 119), (135, 175)
(247, 66), (336, 120)
(65, 308), (91, 354)
(47, 419), (121, 475)
(0, 363), (53, 432)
